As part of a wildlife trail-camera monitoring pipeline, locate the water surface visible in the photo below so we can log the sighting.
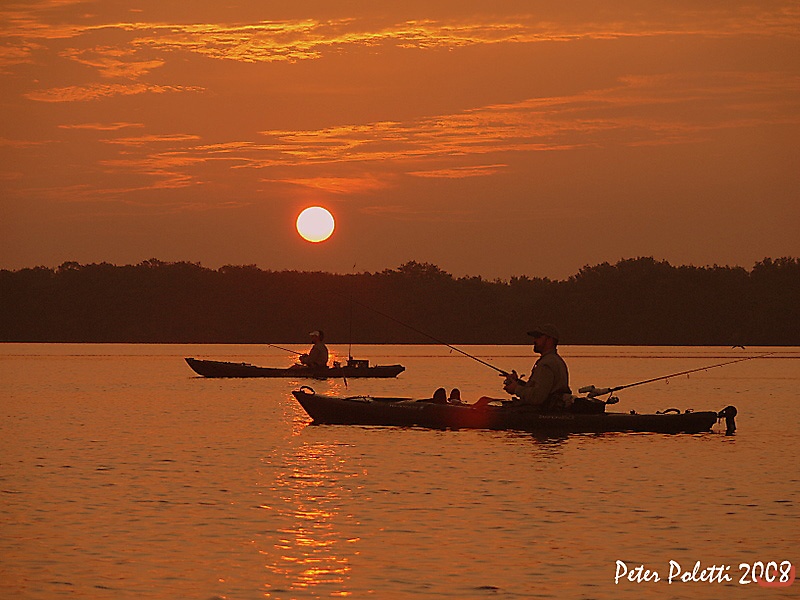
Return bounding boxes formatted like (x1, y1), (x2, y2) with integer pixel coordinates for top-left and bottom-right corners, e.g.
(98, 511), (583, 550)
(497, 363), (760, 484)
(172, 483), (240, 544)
(1, 344), (798, 599)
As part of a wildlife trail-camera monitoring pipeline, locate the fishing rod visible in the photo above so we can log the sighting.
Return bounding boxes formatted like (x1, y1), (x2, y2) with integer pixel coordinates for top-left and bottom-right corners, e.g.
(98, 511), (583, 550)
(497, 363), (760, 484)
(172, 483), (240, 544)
(343, 295), (512, 376)
(348, 263), (356, 361)
(266, 342), (303, 356)
(579, 351), (777, 398)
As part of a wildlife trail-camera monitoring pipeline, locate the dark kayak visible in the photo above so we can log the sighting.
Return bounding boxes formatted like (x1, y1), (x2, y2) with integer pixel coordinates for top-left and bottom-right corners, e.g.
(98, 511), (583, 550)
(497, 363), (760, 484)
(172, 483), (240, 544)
(185, 357), (405, 379)
(291, 387), (736, 435)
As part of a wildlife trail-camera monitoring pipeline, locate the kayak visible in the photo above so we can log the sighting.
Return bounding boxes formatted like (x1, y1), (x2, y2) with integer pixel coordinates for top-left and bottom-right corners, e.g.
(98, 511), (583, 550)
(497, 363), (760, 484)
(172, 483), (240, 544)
(185, 357), (405, 379)
(291, 387), (737, 435)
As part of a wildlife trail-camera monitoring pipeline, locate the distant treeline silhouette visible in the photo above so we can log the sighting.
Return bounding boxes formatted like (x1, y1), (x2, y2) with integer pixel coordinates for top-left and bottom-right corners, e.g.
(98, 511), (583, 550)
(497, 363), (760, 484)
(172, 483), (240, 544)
(1, 257), (798, 345)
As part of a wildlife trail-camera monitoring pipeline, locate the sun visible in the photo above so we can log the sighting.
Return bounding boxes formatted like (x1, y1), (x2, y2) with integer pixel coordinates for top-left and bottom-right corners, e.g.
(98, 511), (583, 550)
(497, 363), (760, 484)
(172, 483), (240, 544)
(296, 206), (335, 242)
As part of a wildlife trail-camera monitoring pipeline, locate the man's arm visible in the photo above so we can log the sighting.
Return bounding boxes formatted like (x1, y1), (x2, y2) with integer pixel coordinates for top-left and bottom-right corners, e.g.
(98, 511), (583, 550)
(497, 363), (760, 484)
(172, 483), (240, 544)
(514, 365), (555, 406)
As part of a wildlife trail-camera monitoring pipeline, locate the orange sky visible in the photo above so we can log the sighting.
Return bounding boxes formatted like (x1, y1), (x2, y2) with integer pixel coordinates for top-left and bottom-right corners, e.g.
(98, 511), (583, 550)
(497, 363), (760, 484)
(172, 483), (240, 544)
(1, 0), (798, 279)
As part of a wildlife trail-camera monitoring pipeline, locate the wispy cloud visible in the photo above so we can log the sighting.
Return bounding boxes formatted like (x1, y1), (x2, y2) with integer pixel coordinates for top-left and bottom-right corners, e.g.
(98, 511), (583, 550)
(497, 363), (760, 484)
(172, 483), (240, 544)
(60, 46), (164, 78)
(11, 68), (794, 207)
(408, 164), (508, 179)
(5, 5), (797, 211)
(3, 7), (798, 73)
(269, 175), (390, 194)
(24, 82), (203, 102)
(77, 10), (800, 68)
(0, 41), (42, 72)
(0, 136), (47, 147)
(101, 133), (202, 146)
(58, 122), (144, 131)
(253, 72), (800, 168)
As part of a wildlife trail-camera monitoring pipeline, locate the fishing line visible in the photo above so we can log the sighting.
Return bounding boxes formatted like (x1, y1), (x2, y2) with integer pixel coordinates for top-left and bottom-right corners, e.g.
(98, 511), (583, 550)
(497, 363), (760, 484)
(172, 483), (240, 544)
(613, 352), (776, 391)
(581, 351), (777, 397)
(342, 295), (510, 375)
(335, 293), (776, 391)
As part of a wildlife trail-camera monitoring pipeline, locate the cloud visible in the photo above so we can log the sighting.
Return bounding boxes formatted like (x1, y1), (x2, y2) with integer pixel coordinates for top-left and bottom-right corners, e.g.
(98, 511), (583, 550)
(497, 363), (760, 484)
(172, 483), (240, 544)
(60, 46), (165, 78)
(66, 70), (786, 199)
(140, 19), (556, 62)
(118, 7), (800, 63)
(3, 7), (798, 73)
(101, 133), (202, 146)
(23, 82), (203, 102)
(13, 68), (794, 208)
(408, 164), (508, 179)
(0, 136), (47, 147)
(0, 41), (42, 72)
(88, 11), (800, 67)
(254, 71), (800, 169)
(58, 122), (144, 130)
(269, 175), (390, 194)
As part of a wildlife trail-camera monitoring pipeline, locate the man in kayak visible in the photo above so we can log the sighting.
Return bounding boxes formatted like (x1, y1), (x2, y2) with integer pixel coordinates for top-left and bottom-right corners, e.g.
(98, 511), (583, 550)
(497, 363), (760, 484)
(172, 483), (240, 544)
(482, 324), (572, 411)
(298, 330), (329, 369)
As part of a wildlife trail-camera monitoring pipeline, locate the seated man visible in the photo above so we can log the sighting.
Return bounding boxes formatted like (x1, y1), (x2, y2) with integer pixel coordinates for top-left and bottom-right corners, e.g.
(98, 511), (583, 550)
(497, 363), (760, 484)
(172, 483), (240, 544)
(474, 324), (572, 411)
(298, 330), (329, 369)
(503, 324), (572, 411)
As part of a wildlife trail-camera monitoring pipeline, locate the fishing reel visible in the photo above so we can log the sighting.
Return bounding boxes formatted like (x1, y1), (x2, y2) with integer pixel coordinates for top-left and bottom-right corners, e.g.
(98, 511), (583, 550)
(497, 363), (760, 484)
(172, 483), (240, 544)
(500, 370), (526, 391)
(579, 385), (619, 405)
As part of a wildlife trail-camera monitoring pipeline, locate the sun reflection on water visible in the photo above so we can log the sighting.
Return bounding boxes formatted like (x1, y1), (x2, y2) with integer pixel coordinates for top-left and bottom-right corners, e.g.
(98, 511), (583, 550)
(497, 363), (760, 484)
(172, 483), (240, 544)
(260, 438), (362, 597)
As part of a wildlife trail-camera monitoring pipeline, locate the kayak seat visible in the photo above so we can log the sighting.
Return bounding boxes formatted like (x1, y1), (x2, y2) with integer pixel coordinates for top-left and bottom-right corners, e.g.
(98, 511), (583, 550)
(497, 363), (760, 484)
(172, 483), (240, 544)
(418, 387), (450, 404)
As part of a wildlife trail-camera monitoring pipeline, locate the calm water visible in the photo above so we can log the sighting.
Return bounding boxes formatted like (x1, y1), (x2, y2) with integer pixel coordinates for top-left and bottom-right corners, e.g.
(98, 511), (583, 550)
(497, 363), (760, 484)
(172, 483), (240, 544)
(1, 344), (798, 599)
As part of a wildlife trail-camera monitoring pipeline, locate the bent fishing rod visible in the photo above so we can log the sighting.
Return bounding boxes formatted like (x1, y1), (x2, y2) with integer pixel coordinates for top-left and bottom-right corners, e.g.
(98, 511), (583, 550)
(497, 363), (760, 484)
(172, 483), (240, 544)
(580, 351), (777, 398)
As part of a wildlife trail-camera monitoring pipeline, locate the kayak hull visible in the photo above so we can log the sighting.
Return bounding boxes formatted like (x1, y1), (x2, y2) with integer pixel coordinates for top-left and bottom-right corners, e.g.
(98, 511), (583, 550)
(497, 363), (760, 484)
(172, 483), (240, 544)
(291, 388), (726, 435)
(185, 357), (405, 378)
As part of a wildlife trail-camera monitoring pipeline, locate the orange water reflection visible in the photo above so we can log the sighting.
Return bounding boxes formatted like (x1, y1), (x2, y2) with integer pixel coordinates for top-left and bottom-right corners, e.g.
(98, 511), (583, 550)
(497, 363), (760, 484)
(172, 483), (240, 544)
(260, 435), (362, 597)
(284, 379), (348, 436)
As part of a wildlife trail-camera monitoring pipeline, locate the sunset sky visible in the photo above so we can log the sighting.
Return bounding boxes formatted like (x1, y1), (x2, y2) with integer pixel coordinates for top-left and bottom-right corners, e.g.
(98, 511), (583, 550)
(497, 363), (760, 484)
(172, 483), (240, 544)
(1, 0), (798, 279)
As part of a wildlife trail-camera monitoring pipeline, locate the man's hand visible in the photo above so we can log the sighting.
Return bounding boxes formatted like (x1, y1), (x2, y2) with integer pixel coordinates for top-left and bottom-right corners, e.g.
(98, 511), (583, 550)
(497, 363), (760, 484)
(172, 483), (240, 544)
(502, 370), (520, 394)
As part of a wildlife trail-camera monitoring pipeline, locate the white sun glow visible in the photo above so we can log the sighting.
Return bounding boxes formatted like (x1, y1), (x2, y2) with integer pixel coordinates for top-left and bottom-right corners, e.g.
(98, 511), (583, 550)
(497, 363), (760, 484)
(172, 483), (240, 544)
(296, 206), (335, 242)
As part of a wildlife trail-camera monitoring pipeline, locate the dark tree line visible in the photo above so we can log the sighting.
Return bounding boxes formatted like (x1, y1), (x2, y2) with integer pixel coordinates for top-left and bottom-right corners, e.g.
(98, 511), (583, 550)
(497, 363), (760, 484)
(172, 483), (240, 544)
(1, 257), (798, 345)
